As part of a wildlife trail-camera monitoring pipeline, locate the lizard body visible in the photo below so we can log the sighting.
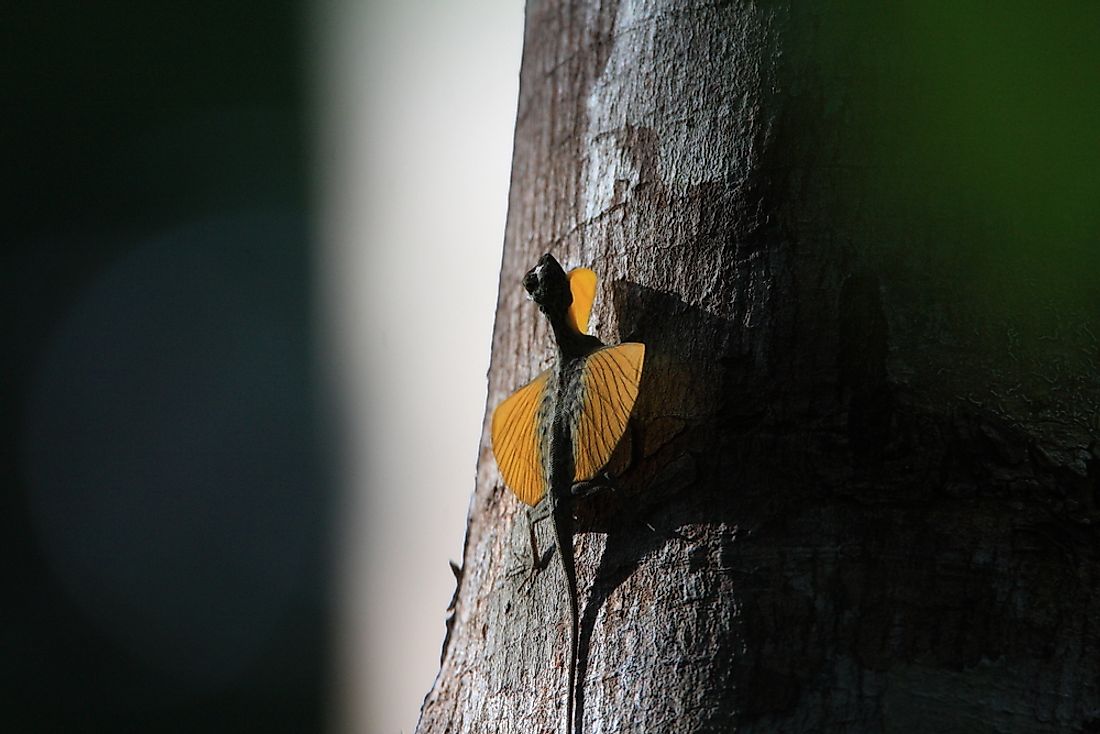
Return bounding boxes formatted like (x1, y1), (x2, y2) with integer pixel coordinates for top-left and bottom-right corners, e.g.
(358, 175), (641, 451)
(492, 253), (644, 734)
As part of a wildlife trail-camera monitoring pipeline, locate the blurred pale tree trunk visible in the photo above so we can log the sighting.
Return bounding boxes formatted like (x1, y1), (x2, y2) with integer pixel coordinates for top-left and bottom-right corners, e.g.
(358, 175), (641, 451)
(417, 2), (1100, 732)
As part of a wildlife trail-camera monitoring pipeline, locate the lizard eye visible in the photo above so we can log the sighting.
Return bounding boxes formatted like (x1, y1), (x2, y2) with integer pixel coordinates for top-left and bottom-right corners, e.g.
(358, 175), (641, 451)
(522, 269), (539, 295)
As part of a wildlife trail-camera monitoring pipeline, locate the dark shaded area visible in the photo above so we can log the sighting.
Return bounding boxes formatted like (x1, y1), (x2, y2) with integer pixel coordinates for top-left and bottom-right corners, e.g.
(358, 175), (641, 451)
(2, 2), (328, 731)
(820, 2), (1100, 329)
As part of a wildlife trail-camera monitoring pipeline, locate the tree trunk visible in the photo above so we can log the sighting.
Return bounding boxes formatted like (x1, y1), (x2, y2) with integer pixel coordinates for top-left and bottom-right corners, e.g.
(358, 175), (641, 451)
(418, 3), (1100, 732)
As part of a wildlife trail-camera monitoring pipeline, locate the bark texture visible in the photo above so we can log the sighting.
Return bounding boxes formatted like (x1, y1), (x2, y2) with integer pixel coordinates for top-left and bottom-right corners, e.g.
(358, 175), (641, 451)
(418, 3), (1100, 732)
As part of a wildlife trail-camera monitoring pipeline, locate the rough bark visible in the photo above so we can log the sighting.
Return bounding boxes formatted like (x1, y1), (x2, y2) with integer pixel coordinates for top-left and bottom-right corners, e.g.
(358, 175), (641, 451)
(418, 3), (1100, 733)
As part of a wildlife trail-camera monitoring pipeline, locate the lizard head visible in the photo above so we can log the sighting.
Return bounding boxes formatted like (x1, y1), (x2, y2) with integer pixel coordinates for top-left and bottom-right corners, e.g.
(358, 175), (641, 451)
(523, 253), (572, 318)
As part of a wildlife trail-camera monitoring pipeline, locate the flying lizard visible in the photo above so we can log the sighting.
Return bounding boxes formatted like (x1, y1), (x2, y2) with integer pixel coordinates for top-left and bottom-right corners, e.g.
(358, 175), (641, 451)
(491, 253), (645, 734)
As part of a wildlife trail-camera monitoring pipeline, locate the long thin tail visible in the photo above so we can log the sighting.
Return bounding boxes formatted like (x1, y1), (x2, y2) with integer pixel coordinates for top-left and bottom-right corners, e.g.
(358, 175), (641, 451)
(552, 500), (579, 734)
(566, 573), (578, 734)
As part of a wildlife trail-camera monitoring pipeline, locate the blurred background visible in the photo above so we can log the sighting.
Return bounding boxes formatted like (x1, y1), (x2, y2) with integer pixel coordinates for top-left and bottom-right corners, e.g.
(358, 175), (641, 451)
(317, 1), (522, 733)
(4, 1), (520, 732)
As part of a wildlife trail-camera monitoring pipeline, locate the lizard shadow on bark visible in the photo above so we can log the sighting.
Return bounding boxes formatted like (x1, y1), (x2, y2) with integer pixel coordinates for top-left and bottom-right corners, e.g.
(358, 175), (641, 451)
(568, 281), (772, 734)
(565, 278), (908, 731)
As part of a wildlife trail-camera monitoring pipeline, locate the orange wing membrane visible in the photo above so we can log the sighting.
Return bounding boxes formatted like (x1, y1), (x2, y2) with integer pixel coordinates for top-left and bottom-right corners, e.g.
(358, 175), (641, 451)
(491, 370), (551, 506)
(572, 342), (646, 482)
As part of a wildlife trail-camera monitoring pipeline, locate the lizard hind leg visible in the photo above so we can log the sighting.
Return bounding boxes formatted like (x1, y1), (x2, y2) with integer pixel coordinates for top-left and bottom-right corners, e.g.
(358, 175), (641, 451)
(518, 504), (555, 592)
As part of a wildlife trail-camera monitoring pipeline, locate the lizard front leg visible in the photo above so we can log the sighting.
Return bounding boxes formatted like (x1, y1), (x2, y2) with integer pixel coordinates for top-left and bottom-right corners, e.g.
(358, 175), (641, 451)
(570, 470), (617, 498)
